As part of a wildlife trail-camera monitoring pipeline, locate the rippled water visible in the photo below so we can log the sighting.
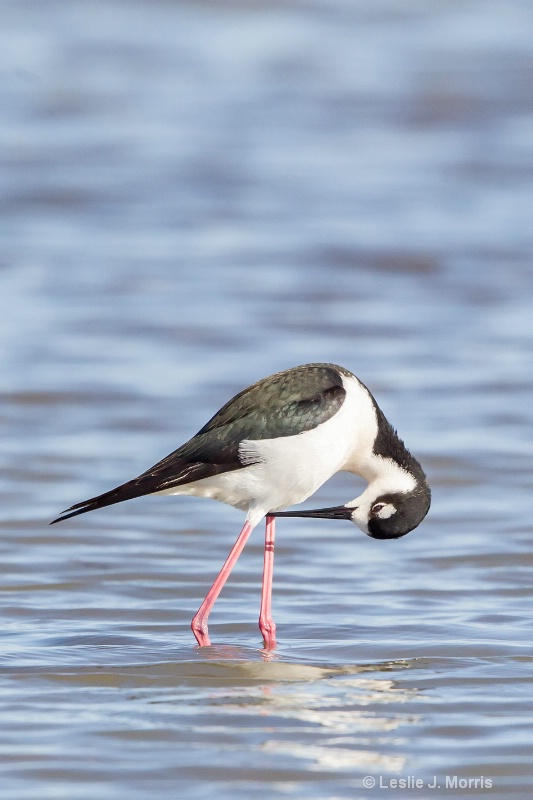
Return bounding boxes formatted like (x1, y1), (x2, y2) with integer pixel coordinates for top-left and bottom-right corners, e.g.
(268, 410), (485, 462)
(1, 1), (533, 798)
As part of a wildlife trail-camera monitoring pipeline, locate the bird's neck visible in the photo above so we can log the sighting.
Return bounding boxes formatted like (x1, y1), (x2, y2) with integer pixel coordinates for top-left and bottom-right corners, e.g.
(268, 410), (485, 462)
(352, 420), (428, 502)
(363, 387), (428, 490)
(358, 452), (420, 498)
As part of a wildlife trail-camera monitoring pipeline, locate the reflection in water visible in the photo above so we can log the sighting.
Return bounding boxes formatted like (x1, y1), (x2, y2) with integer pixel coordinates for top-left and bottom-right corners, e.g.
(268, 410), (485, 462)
(210, 673), (417, 773)
(262, 741), (406, 773)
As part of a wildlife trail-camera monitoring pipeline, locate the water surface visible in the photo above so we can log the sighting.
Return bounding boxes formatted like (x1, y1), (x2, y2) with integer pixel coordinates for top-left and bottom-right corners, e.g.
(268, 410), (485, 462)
(1, 1), (533, 798)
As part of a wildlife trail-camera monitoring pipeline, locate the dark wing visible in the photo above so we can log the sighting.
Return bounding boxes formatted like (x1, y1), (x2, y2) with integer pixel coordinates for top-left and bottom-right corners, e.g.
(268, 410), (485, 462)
(51, 363), (346, 523)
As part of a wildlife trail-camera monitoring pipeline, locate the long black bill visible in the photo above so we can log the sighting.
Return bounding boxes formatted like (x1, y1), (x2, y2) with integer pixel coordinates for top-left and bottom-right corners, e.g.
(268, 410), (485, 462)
(271, 505), (354, 521)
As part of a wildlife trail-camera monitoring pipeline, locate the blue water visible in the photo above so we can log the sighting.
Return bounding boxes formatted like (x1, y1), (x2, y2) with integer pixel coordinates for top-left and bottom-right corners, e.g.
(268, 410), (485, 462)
(1, 1), (533, 798)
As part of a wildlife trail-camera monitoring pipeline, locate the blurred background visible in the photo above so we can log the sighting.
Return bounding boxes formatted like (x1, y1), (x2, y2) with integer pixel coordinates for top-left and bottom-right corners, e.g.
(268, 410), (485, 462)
(1, 1), (533, 799)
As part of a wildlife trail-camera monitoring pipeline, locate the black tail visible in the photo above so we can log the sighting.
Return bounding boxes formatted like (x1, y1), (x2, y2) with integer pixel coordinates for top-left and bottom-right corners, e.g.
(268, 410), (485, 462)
(50, 475), (164, 525)
(50, 420), (250, 526)
(50, 455), (243, 525)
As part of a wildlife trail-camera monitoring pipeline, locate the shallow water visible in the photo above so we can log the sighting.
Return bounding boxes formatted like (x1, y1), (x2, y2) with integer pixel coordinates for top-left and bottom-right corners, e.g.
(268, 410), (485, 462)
(1, 1), (533, 798)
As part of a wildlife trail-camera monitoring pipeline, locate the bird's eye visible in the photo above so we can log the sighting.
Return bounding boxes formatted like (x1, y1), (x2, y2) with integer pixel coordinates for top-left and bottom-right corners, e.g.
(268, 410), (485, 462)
(371, 502), (387, 514)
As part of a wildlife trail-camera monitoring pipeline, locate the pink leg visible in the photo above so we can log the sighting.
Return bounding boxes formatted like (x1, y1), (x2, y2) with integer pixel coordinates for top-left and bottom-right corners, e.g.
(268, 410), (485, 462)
(191, 520), (254, 646)
(259, 515), (277, 650)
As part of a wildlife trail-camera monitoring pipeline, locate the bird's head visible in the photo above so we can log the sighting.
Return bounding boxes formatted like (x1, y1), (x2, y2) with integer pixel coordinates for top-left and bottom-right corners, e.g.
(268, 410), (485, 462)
(272, 483), (431, 540)
(352, 485), (431, 539)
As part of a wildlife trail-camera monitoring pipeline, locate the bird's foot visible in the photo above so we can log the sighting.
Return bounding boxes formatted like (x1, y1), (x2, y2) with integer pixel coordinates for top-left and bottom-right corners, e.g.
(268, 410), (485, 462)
(259, 615), (277, 650)
(191, 615), (211, 647)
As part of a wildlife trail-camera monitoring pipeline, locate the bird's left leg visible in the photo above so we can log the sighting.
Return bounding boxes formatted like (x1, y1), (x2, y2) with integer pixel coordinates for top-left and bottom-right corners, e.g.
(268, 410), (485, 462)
(259, 514), (277, 650)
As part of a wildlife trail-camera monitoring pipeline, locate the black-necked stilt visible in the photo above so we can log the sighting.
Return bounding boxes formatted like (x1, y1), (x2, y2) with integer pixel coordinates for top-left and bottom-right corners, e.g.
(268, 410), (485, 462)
(51, 363), (430, 649)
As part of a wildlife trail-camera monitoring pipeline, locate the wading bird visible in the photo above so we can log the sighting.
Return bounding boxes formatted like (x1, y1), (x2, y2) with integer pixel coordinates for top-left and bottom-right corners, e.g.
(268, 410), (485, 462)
(51, 363), (430, 649)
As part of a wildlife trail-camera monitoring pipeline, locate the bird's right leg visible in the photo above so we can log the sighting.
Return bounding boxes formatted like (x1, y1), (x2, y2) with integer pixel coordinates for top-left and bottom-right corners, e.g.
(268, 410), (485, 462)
(191, 520), (254, 646)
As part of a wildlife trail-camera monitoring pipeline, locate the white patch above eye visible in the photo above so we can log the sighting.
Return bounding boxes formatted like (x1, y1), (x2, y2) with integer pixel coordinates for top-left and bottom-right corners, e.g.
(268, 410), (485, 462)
(376, 503), (396, 519)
